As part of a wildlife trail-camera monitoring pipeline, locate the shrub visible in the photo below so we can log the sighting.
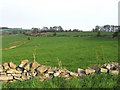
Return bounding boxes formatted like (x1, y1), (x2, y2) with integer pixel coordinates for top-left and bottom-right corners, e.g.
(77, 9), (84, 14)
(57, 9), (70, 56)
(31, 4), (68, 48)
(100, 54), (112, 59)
(112, 32), (119, 38)
(12, 30), (18, 34)
(28, 37), (31, 40)
(97, 31), (101, 37)
(53, 32), (56, 36)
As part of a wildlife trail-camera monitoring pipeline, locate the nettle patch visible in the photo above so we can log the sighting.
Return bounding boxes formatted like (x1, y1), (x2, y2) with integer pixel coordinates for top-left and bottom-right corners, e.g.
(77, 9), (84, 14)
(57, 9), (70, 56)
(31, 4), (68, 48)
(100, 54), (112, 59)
(0, 60), (120, 84)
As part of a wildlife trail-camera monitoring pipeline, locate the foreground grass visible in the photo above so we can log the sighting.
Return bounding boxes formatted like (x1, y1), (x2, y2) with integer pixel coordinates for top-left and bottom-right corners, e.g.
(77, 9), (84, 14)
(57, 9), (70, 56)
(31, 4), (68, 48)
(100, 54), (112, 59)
(2, 73), (119, 88)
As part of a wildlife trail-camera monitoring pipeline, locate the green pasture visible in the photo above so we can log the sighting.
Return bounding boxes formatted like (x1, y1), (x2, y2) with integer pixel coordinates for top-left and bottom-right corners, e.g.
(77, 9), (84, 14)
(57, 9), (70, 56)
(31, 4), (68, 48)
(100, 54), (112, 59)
(2, 35), (118, 70)
(1, 29), (32, 35)
(1, 34), (119, 88)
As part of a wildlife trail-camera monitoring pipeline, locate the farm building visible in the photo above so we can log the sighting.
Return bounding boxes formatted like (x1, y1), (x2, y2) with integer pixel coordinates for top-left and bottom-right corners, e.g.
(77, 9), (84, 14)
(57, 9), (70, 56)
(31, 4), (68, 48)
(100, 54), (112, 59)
(95, 25), (120, 32)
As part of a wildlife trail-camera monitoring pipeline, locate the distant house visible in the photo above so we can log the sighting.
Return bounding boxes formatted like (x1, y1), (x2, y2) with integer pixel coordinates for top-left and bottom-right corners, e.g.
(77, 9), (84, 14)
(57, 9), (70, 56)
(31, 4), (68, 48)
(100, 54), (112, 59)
(96, 25), (119, 32)
(32, 28), (40, 30)
(41, 27), (49, 30)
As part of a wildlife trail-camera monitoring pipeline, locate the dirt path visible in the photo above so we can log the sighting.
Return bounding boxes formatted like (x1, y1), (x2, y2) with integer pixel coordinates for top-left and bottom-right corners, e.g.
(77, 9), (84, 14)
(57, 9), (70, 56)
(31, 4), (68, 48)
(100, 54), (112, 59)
(0, 40), (30, 50)
(9, 41), (21, 44)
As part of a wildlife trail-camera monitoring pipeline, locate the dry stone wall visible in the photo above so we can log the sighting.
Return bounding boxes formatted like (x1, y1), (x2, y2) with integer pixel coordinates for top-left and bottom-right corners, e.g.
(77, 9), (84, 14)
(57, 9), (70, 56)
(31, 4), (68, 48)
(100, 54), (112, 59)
(0, 60), (120, 84)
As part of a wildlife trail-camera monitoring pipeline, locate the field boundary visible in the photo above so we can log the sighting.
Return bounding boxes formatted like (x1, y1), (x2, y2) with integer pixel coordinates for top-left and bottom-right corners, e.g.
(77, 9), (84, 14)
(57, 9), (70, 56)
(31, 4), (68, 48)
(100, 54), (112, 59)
(1, 60), (119, 84)
(30, 34), (115, 38)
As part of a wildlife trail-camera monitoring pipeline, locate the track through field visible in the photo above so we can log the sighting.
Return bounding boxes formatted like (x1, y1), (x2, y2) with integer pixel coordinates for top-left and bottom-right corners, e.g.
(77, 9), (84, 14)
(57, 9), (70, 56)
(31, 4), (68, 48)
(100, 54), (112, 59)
(0, 40), (30, 50)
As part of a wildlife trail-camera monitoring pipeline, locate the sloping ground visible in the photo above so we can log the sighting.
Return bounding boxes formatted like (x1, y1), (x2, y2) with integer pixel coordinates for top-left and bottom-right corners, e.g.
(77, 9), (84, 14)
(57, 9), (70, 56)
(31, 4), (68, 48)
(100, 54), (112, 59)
(1, 35), (27, 49)
(2, 36), (118, 71)
(0, 40), (30, 50)
(1, 35), (119, 88)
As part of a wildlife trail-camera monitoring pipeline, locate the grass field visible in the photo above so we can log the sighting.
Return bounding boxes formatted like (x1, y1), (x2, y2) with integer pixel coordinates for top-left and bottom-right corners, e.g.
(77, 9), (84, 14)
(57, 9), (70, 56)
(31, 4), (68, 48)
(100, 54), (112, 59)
(1, 34), (119, 88)
(0, 29), (32, 35)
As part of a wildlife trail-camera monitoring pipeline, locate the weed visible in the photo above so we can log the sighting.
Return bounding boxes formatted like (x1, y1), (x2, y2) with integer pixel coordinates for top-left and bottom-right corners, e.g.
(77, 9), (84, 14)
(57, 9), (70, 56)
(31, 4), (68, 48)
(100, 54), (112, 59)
(97, 31), (101, 37)
(101, 46), (106, 64)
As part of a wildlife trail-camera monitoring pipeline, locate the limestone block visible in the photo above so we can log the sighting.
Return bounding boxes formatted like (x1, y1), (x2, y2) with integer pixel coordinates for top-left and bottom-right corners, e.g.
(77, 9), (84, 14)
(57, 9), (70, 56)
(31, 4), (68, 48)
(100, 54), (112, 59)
(78, 73), (86, 77)
(85, 68), (95, 74)
(47, 75), (54, 79)
(15, 70), (22, 74)
(63, 68), (71, 74)
(64, 74), (70, 78)
(31, 70), (37, 77)
(6, 69), (16, 74)
(24, 62), (32, 71)
(7, 74), (12, 77)
(21, 73), (27, 80)
(70, 72), (78, 77)
(109, 70), (120, 75)
(106, 64), (112, 70)
(31, 61), (40, 71)
(100, 68), (108, 73)
(59, 69), (66, 73)
(9, 79), (16, 83)
(19, 60), (29, 68)
(2, 63), (10, 71)
(36, 66), (48, 73)
(9, 62), (16, 69)
(23, 69), (27, 73)
(16, 67), (22, 71)
(102, 64), (108, 68)
(14, 76), (22, 81)
(0, 71), (6, 75)
(45, 73), (50, 78)
(12, 74), (22, 78)
(0, 76), (13, 81)
(59, 72), (66, 77)
(51, 67), (58, 72)
(48, 69), (54, 74)
(0, 65), (4, 72)
(27, 76), (31, 80)
(77, 68), (84, 73)
(54, 72), (59, 77)
(33, 72), (37, 77)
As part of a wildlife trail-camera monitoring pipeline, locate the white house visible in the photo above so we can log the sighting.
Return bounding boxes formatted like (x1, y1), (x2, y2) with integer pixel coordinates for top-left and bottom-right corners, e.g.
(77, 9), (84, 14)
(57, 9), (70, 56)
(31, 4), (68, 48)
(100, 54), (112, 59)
(98, 25), (119, 32)
(41, 27), (49, 30)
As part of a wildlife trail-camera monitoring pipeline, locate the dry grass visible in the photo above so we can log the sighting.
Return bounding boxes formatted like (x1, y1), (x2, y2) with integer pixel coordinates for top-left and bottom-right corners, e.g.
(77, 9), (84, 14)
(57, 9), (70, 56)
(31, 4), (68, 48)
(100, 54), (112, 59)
(33, 48), (36, 62)
(101, 46), (106, 64)
(57, 57), (63, 69)
(9, 41), (21, 44)
(96, 51), (99, 67)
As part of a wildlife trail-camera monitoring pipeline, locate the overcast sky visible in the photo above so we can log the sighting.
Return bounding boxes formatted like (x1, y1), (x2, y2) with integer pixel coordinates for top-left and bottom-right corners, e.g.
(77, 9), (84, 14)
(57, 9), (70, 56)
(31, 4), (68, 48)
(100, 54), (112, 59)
(0, 0), (119, 31)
